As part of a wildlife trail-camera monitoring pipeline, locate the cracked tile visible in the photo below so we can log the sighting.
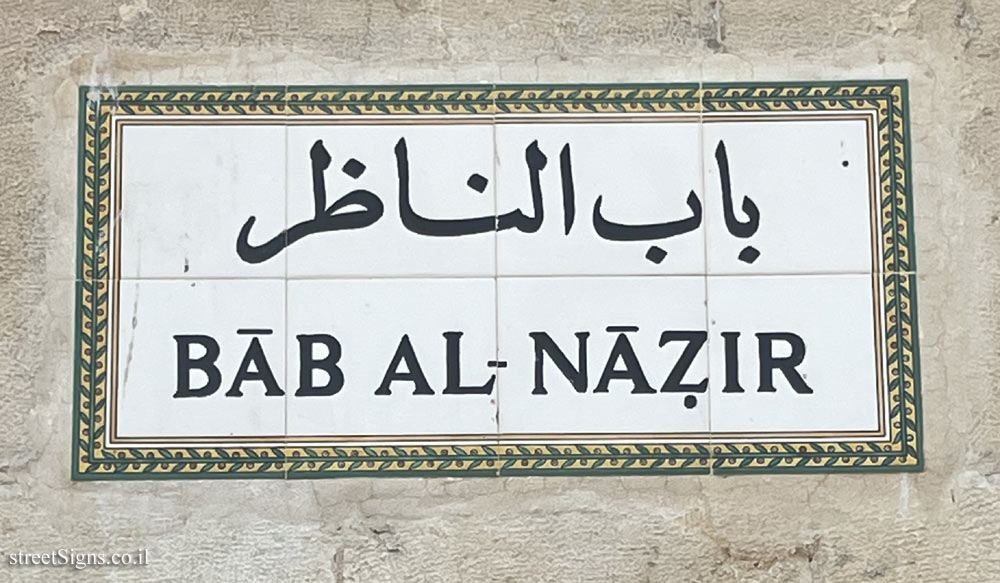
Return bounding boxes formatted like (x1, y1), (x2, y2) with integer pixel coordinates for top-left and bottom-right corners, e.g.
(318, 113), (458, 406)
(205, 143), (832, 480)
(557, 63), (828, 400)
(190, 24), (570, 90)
(113, 278), (287, 442)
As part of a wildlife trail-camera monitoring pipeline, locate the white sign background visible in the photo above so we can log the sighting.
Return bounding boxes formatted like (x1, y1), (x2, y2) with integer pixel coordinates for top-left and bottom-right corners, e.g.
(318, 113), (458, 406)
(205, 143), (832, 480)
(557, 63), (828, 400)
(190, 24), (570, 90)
(107, 113), (885, 447)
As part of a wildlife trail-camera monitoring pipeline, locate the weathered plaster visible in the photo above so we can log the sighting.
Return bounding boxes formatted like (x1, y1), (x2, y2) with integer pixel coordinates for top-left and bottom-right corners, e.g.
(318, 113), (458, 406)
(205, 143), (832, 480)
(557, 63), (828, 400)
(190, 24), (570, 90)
(0, 0), (997, 580)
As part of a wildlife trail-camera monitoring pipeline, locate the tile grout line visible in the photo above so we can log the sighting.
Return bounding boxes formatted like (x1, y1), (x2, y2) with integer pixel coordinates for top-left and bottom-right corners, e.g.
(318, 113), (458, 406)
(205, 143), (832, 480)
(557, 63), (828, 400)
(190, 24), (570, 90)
(491, 86), (502, 476)
(697, 77), (714, 477)
(105, 270), (906, 282)
(283, 94), (290, 481)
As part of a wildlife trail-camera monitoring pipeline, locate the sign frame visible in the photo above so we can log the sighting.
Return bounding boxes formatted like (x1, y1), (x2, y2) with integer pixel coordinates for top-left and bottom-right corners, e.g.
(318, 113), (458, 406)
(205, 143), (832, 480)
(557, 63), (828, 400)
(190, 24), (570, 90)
(73, 82), (922, 479)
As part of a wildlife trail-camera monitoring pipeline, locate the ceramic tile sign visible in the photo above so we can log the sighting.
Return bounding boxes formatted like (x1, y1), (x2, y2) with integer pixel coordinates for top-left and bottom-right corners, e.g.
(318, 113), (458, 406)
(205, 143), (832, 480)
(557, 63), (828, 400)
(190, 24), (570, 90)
(74, 83), (922, 480)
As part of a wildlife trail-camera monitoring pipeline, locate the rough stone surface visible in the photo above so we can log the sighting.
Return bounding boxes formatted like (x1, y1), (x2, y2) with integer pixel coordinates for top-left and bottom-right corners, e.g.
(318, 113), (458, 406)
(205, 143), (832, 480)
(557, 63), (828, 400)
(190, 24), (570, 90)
(0, 0), (997, 581)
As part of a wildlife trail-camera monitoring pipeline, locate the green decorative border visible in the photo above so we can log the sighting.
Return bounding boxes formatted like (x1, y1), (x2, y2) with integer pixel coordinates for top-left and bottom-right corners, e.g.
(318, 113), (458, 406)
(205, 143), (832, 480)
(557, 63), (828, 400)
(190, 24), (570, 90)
(73, 82), (921, 480)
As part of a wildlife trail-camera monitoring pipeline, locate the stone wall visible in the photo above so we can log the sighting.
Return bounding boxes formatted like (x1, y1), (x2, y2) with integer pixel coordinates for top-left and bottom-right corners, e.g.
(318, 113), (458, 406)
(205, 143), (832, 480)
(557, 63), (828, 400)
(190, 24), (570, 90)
(0, 0), (997, 580)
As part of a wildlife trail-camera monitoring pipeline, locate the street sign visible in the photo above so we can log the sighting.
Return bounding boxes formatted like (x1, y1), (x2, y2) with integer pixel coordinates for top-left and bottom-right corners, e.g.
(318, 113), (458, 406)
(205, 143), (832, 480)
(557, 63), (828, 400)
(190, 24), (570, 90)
(74, 83), (921, 479)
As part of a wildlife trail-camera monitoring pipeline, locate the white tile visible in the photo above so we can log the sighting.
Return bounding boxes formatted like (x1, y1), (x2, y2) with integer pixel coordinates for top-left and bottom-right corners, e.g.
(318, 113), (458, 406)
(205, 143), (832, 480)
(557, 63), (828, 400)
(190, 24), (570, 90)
(707, 274), (883, 436)
(702, 116), (876, 274)
(118, 124), (287, 278)
(496, 276), (709, 439)
(113, 279), (286, 440)
(495, 121), (705, 276)
(285, 279), (498, 441)
(285, 124), (496, 278)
